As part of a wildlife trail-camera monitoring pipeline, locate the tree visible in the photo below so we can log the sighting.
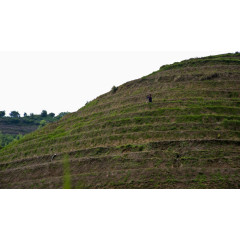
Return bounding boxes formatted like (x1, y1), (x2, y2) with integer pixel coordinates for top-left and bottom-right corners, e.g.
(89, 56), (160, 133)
(55, 112), (69, 120)
(10, 111), (20, 118)
(38, 120), (47, 129)
(0, 111), (5, 117)
(41, 110), (47, 117)
(24, 112), (27, 117)
(111, 86), (118, 93)
(48, 112), (55, 118)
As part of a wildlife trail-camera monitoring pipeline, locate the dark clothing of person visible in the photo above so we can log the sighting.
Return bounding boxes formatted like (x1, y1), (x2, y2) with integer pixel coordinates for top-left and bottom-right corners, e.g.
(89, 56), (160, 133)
(147, 95), (152, 102)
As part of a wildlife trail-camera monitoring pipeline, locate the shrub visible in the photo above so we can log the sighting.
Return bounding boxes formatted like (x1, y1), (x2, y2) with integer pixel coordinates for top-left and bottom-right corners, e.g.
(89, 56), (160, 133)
(0, 111), (5, 117)
(39, 120), (47, 128)
(41, 110), (47, 117)
(55, 112), (69, 120)
(48, 112), (55, 118)
(10, 111), (20, 118)
(111, 86), (118, 94)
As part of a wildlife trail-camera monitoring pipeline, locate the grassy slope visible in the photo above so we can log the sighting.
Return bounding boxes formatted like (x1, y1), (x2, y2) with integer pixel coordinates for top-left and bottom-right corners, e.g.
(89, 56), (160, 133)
(0, 53), (240, 189)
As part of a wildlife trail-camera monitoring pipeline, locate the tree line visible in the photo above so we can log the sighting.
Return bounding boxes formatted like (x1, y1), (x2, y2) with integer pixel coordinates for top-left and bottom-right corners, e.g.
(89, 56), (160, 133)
(0, 110), (69, 149)
(0, 110), (67, 119)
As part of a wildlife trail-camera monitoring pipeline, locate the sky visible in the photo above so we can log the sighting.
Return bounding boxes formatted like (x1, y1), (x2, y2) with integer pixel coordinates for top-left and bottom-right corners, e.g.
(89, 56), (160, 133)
(0, 0), (239, 117)
(0, 51), (226, 116)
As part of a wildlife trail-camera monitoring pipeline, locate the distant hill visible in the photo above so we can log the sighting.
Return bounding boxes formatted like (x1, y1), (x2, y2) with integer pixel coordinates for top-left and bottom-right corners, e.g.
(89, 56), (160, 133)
(0, 112), (68, 148)
(0, 53), (240, 189)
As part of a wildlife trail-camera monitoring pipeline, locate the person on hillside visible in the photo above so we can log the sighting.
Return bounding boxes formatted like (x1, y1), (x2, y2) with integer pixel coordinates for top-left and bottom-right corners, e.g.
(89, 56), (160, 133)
(146, 94), (152, 103)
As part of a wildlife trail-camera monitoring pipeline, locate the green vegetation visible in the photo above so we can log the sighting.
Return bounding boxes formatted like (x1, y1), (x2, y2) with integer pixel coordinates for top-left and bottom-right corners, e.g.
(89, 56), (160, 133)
(84, 99), (98, 109)
(9, 111), (20, 118)
(111, 85), (118, 94)
(0, 131), (23, 150)
(0, 111), (69, 148)
(0, 111), (5, 117)
(0, 53), (240, 189)
(40, 110), (48, 117)
(222, 119), (240, 130)
(63, 155), (71, 189)
(159, 53), (240, 71)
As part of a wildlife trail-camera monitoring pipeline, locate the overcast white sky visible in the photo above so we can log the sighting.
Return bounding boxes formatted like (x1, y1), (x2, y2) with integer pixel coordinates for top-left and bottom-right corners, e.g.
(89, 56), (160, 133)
(0, 0), (239, 116)
(1, 51), (226, 116)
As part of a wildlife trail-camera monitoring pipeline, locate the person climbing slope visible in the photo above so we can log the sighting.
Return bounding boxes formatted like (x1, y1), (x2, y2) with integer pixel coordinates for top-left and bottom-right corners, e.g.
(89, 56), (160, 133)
(146, 94), (152, 103)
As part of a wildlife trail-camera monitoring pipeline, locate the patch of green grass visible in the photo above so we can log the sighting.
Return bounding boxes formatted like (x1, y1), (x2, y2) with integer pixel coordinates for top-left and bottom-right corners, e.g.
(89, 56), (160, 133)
(83, 99), (99, 109)
(46, 128), (67, 140)
(159, 55), (240, 72)
(154, 158), (163, 167)
(222, 119), (240, 130)
(123, 170), (131, 182)
(211, 172), (228, 182)
(194, 173), (207, 182)
(76, 179), (86, 189)
(142, 70), (160, 79)
(116, 144), (145, 152)
(112, 155), (122, 160)
(93, 147), (108, 155)
(166, 175), (177, 184)
(63, 155), (71, 189)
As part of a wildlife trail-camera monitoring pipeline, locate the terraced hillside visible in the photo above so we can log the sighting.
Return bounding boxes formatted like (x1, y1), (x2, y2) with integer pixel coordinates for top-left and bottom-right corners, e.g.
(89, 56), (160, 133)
(1, 53), (240, 189)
